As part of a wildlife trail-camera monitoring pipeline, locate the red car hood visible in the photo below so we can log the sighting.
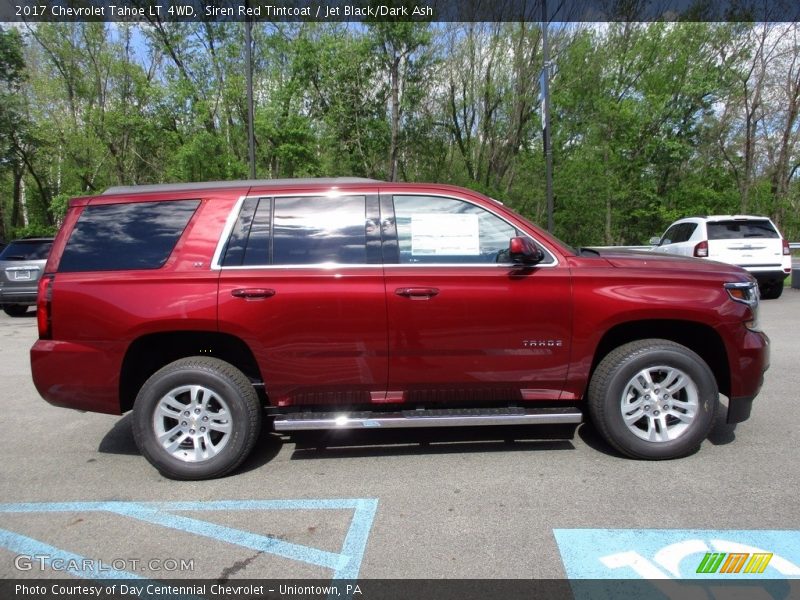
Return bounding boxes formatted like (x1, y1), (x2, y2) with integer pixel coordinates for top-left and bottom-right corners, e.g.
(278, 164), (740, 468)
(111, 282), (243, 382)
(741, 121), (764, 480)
(595, 249), (753, 280)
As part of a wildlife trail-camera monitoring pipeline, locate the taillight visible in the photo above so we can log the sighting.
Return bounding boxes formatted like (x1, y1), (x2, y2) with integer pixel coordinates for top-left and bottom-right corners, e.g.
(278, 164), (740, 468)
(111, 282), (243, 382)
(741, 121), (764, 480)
(694, 240), (709, 258)
(783, 239), (790, 255)
(37, 275), (54, 340)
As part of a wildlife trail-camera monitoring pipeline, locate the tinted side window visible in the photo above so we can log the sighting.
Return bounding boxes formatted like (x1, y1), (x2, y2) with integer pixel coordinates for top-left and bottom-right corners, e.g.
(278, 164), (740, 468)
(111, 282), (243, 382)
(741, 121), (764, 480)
(221, 198), (259, 267)
(59, 200), (199, 272)
(244, 199), (272, 266)
(670, 223), (696, 244)
(272, 196), (367, 265)
(707, 220), (779, 240)
(393, 195), (518, 264)
(661, 224), (681, 244)
(681, 223), (698, 241)
(221, 197), (272, 267)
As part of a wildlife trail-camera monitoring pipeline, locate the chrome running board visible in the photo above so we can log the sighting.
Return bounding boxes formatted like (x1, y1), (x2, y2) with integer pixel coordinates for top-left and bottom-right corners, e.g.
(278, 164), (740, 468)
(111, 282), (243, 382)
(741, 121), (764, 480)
(273, 407), (583, 432)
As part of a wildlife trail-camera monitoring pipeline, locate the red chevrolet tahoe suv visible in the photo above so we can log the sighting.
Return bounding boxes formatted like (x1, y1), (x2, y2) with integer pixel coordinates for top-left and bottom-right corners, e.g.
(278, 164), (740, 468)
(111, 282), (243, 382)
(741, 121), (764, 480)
(31, 178), (769, 479)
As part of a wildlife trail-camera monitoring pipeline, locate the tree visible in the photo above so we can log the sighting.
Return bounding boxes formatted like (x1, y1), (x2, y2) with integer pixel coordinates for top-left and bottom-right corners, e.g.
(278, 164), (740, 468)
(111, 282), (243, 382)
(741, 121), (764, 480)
(0, 26), (26, 237)
(4, 21), (799, 244)
(368, 20), (432, 181)
(552, 23), (734, 245)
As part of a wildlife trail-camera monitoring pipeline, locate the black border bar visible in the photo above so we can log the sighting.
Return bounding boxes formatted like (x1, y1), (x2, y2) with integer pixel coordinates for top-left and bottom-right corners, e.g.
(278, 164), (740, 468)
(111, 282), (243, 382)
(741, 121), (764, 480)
(3, 0), (800, 23)
(2, 579), (798, 600)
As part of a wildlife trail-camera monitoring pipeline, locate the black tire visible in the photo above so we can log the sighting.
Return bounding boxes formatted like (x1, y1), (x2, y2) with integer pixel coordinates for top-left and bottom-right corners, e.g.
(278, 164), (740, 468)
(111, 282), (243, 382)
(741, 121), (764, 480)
(588, 339), (717, 460)
(759, 282), (783, 300)
(132, 357), (261, 480)
(3, 304), (29, 317)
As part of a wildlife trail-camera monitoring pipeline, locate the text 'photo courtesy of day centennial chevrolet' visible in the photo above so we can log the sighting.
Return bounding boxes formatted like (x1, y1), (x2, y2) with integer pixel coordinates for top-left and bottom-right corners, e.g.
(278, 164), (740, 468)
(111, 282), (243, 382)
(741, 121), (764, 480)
(30, 178), (769, 479)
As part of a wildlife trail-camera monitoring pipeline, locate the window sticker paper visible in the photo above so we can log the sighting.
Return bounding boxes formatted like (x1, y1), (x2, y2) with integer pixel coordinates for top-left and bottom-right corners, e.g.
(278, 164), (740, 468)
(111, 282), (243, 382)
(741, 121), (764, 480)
(411, 213), (480, 256)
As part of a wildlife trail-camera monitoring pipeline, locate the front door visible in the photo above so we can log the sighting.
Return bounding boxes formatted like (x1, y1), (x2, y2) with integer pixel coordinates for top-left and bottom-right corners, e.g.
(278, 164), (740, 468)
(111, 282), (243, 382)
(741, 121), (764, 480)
(382, 194), (572, 404)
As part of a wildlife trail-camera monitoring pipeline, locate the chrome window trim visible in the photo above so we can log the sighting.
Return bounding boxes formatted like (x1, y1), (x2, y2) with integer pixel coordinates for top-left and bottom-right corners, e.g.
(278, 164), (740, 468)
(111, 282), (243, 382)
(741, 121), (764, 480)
(217, 263), (384, 271)
(211, 194), (250, 270)
(215, 263), (538, 271)
(212, 191), (560, 270)
(384, 262), (552, 269)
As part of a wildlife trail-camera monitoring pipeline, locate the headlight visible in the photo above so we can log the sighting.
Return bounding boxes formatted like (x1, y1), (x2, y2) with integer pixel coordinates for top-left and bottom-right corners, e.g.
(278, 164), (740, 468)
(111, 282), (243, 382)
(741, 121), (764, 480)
(724, 281), (760, 331)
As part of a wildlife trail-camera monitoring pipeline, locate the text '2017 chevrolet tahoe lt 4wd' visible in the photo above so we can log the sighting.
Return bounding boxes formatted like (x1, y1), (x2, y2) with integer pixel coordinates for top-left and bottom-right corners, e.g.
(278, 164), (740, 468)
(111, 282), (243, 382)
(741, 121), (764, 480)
(31, 179), (769, 479)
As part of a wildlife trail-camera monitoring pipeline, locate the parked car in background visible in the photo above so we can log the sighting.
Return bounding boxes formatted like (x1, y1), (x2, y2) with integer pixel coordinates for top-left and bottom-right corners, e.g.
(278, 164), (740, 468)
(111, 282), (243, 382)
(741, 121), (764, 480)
(0, 237), (54, 316)
(650, 215), (791, 299)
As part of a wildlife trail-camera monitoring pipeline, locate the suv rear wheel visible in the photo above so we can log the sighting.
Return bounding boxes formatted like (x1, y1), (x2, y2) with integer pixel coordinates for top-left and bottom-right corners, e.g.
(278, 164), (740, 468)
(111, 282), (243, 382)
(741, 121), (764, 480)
(588, 339), (717, 460)
(132, 357), (262, 480)
(3, 304), (29, 317)
(759, 281), (783, 300)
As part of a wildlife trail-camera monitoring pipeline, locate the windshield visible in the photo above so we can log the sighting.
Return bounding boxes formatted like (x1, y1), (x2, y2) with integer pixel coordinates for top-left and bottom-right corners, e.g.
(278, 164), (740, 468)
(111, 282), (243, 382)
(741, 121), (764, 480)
(493, 202), (578, 255)
(549, 234), (577, 255)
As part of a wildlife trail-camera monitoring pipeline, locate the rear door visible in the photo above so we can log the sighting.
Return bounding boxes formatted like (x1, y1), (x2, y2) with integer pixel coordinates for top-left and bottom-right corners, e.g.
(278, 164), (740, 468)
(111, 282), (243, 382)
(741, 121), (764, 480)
(706, 218), (783, 268)
(381, 193), (573, 404)
(217, 193), (388, 407)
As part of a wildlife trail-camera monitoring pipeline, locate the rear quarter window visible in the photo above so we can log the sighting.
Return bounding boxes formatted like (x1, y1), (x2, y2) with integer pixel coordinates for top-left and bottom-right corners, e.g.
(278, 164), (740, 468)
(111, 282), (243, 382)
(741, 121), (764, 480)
(58, 200), (200, 272)
(707, 220), (779, 240)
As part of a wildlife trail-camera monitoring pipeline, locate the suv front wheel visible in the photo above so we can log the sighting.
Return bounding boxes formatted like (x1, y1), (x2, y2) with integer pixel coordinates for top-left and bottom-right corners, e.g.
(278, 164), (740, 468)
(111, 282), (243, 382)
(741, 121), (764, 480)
(132, 357), (262, 480)
(588, 339), (717, 460)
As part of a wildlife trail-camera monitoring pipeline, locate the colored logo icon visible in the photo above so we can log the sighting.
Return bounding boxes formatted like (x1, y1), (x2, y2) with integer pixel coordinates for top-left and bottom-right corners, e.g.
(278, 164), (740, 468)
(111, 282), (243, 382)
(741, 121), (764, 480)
(697, 552), (773, 574)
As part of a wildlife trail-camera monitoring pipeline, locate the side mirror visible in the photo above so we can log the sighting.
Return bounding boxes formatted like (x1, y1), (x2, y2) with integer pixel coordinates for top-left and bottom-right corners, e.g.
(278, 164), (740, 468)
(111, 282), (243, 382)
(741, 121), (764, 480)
(649, 236), (661, 246)
(509, 237), (545, 265)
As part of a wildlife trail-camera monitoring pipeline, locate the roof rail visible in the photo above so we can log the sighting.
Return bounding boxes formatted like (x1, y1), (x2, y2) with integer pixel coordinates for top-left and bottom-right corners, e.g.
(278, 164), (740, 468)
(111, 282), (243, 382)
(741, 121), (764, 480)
(102, 177), (382, 196)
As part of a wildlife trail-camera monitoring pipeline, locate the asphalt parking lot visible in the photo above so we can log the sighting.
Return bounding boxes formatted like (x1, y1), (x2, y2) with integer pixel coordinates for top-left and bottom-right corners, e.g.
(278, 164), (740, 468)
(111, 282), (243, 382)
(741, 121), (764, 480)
(1, 291), (799, 590)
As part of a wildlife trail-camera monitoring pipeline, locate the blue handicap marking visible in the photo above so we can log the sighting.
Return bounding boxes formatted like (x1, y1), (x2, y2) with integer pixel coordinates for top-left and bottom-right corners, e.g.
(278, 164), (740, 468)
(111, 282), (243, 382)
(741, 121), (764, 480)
(0, 499), (378, 581)
(554, 529), (800, 600)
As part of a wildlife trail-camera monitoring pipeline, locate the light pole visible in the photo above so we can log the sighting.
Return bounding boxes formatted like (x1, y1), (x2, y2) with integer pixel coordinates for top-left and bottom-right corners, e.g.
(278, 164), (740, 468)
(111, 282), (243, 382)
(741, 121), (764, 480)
(245, 11), (256, 180)
(541, 0), (554, 233)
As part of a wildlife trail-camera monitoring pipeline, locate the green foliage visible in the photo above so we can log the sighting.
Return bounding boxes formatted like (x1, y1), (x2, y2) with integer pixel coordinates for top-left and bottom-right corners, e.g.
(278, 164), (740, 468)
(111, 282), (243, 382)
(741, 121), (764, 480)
(2, 22), (799, 245)
(549, 22), (753, 245)
(9, 223), (57, 239)
(0, 26), (25, 153)
(48, 193), (71, 222)
(165, 131), (246, 182)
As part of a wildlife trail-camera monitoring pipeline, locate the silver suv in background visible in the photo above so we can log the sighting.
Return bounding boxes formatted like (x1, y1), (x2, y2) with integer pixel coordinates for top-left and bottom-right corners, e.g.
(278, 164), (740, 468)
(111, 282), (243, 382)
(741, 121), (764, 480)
(650, 216), (791, 299)
(0, 238), (53, 316)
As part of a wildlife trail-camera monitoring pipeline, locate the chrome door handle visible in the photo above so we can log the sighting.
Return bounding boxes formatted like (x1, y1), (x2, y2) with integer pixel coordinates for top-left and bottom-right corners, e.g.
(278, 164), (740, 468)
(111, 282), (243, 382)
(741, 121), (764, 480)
(395, 287), (440, 299)
(231, 288), (276, 300)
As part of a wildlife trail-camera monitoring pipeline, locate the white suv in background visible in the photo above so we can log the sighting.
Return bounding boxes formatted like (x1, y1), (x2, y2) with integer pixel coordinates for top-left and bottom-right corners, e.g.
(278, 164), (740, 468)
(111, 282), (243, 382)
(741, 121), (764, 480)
(650, 215), (791, 299)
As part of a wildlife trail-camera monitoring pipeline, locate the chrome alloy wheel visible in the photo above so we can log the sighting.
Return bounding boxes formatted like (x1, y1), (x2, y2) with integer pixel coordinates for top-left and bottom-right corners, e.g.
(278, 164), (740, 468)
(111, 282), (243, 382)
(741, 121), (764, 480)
(152, 385), (232, 462)
(620, 366), (699, 443)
